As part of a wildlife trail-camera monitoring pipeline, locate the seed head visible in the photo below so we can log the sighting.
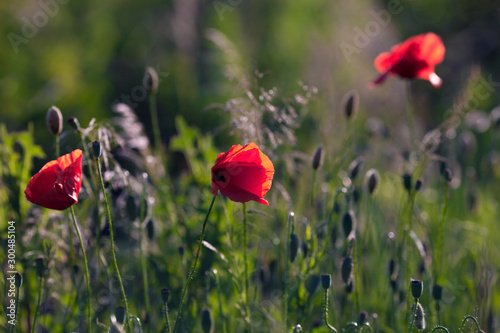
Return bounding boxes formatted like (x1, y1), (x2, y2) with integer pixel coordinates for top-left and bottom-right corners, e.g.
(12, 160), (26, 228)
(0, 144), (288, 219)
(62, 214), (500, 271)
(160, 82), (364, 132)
(341, 257), (354, 284)
(342, 211), (355, 239)
(411, 279), (423, 299)
(144, 66), (159, 95)
(312, 146), (324, 170)
(348, 158), (363, 180)
(432, 284), (443, 301)
(365, 168), (380, 194)
(342, 90), (359, 120)
(92, 141), (102, 159)
(321, 273), (332, 290)
(403, 173), (412, 192)
(201, 308), (213, 333)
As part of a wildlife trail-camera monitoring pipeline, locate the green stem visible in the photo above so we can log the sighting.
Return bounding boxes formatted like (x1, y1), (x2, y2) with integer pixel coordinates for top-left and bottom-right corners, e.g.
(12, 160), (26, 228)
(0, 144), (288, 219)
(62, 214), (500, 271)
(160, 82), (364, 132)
(70, 205), (92, 333)
(323, 289), (338, 332)
(149, 92), (162, 151)
(284, 212), (294, 331)
(96, 158), (130, 329)
(213, 270), (227, 333)
(163, 303), (171, 333)
(435, 182), (450, 284)
(430, 326), (450, 333)
(31, 275), (43, 333)
(243, 202), (251, 332)
(311, 170), (317, 229)
(139, 176), (151, 320)
(55, 133), (60, 158)
(404, 192), (416, 331)
(353, 236), (360, 316)
(172, 195), (216, 333)
(408, 299), (418, 333)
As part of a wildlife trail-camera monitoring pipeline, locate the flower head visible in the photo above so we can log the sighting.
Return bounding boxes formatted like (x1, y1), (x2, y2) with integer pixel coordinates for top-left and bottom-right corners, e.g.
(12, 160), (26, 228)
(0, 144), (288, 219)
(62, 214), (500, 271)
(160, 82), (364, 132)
(25, 149), (82, 210)
(370, 32), (445, 88)
(211, 142), (274, 205)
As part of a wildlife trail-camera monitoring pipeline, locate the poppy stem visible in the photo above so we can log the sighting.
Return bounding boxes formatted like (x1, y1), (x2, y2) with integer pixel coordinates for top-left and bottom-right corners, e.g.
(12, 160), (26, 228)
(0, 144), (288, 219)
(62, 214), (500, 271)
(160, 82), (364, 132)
(149, 90), (162, 151)
(434, 182), (450, 284)
(95, 158), (130, 331)
(69, 205), (92, 333)
(172, 195), (216, 333)
(31, 275), (43, 333)
(243, 202), (251, 332)
(55, 133), (60, 158)
(139, 175), (151, 322)
(408, 299), (418, 333)
(323, 289), (338, 332)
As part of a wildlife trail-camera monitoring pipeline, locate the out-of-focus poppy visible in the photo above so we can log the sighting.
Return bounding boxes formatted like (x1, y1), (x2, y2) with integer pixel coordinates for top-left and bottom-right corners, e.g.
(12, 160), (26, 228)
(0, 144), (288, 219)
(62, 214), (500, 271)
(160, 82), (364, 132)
(370, 32), (445, 88)
(211, 143), (274, 205)
(25, 149), (83, 211)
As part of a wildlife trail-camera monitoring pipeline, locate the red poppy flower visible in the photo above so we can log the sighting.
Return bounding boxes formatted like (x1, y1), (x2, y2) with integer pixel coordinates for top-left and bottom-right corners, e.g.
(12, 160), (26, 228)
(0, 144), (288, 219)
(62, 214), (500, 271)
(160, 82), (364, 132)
(370, 32), (445, 88)
(25, 149), (83, 211)
(211, 143), (274, 205)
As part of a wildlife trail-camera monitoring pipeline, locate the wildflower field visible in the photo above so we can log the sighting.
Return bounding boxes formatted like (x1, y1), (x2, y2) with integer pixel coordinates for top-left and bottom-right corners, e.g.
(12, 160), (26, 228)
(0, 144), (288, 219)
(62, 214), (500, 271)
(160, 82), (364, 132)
(1, 0), (500, 332)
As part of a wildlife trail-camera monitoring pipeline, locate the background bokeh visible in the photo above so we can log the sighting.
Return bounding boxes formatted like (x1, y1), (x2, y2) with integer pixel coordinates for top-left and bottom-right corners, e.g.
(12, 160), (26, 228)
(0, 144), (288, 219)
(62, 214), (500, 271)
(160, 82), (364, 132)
(1, 0), (499, 153)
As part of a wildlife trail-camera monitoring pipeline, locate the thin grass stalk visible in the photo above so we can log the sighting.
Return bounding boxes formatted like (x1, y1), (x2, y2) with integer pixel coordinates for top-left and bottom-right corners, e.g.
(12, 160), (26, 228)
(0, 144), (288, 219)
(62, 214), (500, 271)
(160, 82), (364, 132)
(55, 133), (60, 158)
(283, 212), (294, 331)
(149, 91), (162, 151)
(139, 175), (151, 323)
(95, 158), (130, 330)
(434, 182), (450, 284)
(70, 206), (92, 333)
(172, 195), (216, 333)
(353, 236), (361, 316)
(213, 269), (227, 333)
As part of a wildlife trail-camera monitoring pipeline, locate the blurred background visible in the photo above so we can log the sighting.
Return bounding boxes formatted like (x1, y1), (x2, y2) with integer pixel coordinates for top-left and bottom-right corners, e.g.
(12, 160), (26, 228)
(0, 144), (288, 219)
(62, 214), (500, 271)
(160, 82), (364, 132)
(1, 0), (499, 154)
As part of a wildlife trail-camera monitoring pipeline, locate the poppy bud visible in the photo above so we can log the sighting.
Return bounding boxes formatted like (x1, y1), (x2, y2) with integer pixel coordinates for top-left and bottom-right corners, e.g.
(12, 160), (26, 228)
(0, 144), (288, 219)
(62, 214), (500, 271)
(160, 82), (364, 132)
(92, 141), (102, 159)
(342, 211), (355, 239)
(365, 168), (380, 194)
(293, 324), (303, 332)
(342, 90), (359, 120)
(345, 280), (354, 293)
(312, 146), (324, 170)
(341, 257), (353, 284)
(67, 117), (81, 131)
(432, 284), (443, 301)
(146, 218), (155, 240)
(414, 179), (423, 192)
(115, 306), (126, 325)
(358, 311), (368, 325)
(403, 173), (412, 192)
(144, 66), (159, 95)
(35, 258), (45, 277)
(442, 168), (453, 182)
(306, 274), (321, 294)
(413, 303), (426, 331)
(46, 106), (63, 135)
(201, 308), (213, 333)
(178, 245), (185, 257)
(160, 288), (170, 304)
(348, 158), (363, 180)
(411, 280), (423, 299)
(15, 273), (23, 288)
(321, 273), (332, 290)
(290, 233), (299, 262)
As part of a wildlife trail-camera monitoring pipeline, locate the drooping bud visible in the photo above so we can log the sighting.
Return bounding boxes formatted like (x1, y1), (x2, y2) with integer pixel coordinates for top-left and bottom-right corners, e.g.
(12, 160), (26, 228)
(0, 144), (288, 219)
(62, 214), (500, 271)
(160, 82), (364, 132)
(342, 90), (359, 120)
(67, 117), (81, 131)
(403, 173), (412, 192)
(290, 233), (299, 262)
(312, 146), (324, 170)
(201, 308), (213, 333)
(144, 67), (159, 95)
(411, 279), (423, 299)
(342, 211), (355, 239)
(92, 141), (102, 159)
(414, 303), (426, 331)
(432, 284), (443, 301)
(365, 168), (380, 194)
(348, 158), (363, 180)
(341, 257), (353, 284)
(115, 306), (126, 325)
(160, 288), (170, 304)
(35, 258), (45, 278)
(306, 274), (321, 295)
(46, 106), (63, 135)
(321, 274), (332, 290)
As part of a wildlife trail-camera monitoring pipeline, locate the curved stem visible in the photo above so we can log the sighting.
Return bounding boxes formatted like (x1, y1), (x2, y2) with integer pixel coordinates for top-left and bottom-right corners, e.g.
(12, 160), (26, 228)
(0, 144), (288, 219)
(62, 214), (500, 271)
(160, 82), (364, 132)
(458, 315), (481, 333)
(323, 289), (338, 332)
(243, 202), (251, 332)
(70, 205), (92, 333)
(96, 158), (130, 329)
(172, 195), (216, 333)
(431, 326), (450, 333)
(360, 323), (373, 333)
(344, 322), (359, 332)
(31, 275), (43, 333)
